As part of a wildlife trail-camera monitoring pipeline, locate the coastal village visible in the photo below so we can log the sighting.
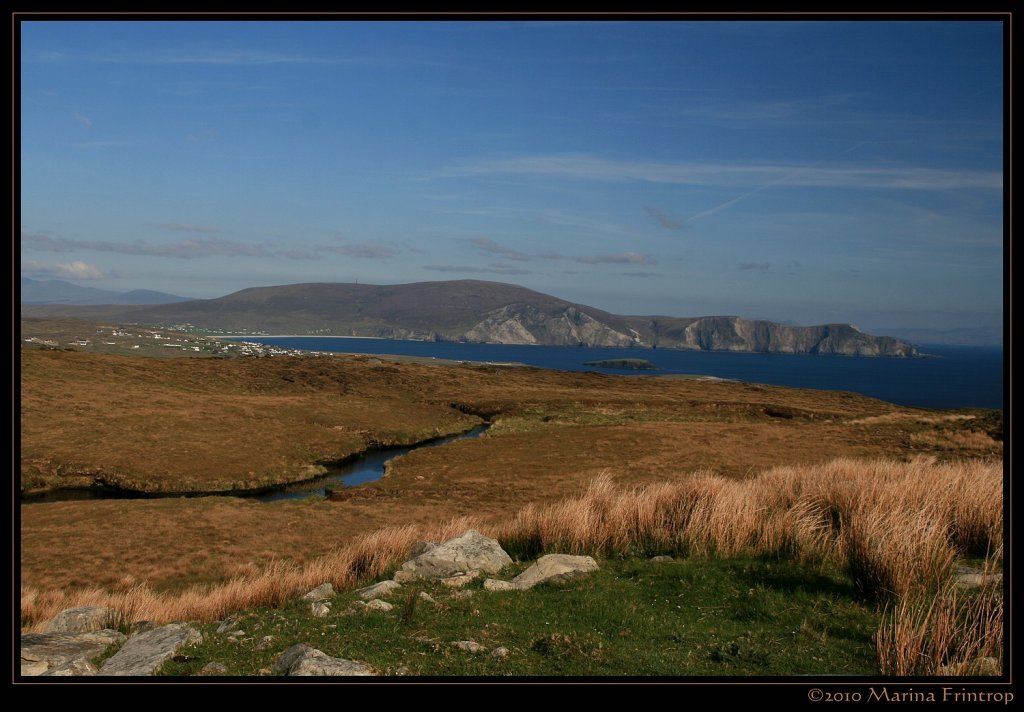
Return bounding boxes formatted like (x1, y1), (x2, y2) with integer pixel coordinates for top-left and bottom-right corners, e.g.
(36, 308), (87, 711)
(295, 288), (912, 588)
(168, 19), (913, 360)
(22, 323), (317, 359)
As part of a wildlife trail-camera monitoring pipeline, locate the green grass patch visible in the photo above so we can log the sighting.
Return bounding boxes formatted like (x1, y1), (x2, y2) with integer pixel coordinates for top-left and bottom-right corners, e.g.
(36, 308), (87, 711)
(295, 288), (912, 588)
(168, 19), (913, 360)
(157, 556), (879, 677)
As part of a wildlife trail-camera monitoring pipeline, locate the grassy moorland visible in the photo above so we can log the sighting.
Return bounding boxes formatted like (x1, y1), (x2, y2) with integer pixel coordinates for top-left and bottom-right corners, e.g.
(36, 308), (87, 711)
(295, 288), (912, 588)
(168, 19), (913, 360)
(18, 319), (1003, 675)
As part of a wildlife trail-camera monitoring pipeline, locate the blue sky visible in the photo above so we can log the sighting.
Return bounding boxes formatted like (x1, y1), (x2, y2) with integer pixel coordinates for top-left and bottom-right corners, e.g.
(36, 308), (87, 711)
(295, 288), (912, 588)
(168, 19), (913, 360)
(20, 20), (1004, 333)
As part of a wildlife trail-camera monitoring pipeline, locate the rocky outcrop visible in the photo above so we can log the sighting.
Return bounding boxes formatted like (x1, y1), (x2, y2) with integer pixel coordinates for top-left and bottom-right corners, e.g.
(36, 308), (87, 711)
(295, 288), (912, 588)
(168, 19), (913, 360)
(485, 554), (599, 591)
(99, 623), (202, 676)
(397, 529), (512, 580)
(464, 304), (635, 347)
(21, 629), (126, 676)
(357, 580), (402, 599)
(44, 606), (112, 634)
(273, 643), (376, 676)
(301, 583), (334, 601)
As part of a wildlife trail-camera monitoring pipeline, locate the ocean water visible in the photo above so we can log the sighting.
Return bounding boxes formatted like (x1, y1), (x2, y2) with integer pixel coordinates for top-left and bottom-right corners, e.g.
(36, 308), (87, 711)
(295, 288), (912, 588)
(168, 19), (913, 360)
(229, 337), (1004, 411)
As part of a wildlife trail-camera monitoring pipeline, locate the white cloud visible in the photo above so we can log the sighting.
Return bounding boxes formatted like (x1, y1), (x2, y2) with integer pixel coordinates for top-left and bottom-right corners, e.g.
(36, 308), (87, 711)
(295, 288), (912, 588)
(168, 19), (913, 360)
(23, 260), (105, 280)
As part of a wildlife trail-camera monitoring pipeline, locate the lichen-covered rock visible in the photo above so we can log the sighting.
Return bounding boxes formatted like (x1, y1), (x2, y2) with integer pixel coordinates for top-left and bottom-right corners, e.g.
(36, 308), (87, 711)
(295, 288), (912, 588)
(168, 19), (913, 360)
(98, 623), (202, 676)
(452, 640), (487, 653)
(483, 578), (520, 592)
(512, 554), (599, 590)
(301, 583), (335, 602)
(21, 629), (126, 677)
(273, 644), (376, 676)
(357, 580), (402, 599)
(398, 530), (512, 580)
(364, 599), (394, 612)
(44, 607), (112, 634)
(441, 570), (480, 588)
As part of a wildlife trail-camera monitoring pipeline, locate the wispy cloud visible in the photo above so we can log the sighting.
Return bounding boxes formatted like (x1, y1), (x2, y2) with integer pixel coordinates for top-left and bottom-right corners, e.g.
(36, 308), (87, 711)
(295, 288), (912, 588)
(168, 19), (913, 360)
(644, 206), (686, 230)
(146, 223), (222, 234)
(72, 111), (92, 128)
(423, 264), (532, 275)
(576, 252), (655, 266)
(437, 153), (1001, 192)
(23, 231), (400, 262)
(737, 262), (771, 271)
(22, 259), (105, 280)
(68, 140), (137, 149)
(319, 243), (400, 260)
(468, 237), (532, 262)
(24, 233), (271, 259)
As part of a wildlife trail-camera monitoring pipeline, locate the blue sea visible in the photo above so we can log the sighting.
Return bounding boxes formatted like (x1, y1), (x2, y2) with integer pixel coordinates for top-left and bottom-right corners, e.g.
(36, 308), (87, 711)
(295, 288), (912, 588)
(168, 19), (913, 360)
(230, 337), (1004, 411)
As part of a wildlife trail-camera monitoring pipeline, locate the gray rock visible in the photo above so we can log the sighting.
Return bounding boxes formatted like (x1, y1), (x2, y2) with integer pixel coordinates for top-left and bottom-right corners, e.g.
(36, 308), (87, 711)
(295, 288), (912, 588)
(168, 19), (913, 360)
(398, 529), (512, 580)
(44, 607), (112, 634)
(301, 583), (335, 602)
(452, 640), (487, 653)
(409, 541), (438, 558)
(257, 635), (275, 650)
(21, 629), (126, 676)
(40, 658), (99, 676)
(199, 661), (229, 676)
(650, 555), (675, 563)
(273, 643), (376, 676)
(129, 621), (158, 636)
(491, 646), (510, 659)
(357, 580), (402, 600)
(310, 602), (331, 618)
(392, 570), (418, 583)
(955, 568), (1002, 589)
(99, 623), (202, 676)
(450, 590), (475, 600)
(365, 599), (394, 612)
(216, 617), (240, 634)
(442, 570), (481, 588)
(512, 554), (599, 590)
(483, 578), (520, 592)
(418, 592), (438, 605)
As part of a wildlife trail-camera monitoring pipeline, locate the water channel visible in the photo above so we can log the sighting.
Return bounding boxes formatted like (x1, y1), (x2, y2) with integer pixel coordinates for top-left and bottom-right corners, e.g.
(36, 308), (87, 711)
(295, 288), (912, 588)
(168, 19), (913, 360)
(22, 424), (490, 504)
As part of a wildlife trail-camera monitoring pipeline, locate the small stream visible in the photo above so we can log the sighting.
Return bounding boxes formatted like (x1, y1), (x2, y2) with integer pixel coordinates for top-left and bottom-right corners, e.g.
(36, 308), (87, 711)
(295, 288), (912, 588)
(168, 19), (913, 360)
(21, 424), (490, 504)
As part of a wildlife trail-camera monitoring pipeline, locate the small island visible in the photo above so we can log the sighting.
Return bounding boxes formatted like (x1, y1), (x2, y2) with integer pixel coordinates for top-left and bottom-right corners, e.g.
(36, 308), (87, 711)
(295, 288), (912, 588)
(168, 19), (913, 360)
(584, 358), (660, 371)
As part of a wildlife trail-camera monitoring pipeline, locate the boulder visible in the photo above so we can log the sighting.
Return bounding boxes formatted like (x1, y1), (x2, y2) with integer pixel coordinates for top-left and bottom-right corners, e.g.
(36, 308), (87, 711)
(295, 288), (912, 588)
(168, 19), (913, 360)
(452, 640), (487, 653)
(418, 592), (438, 605)
(199, 661), (229, 676)
(273, 643), (376, 676)
(441, 570), (481, 588)
(301, 583), (335, 602)
(650, 555), (675, 563)
(483, 578), (520, 592)
(955, 565), (1002, 589)
(398, 530), (512, 580)
(21, 629), (126, 676)
(357, 580), (402, 600)
(365, 599), (394, 612)
(44, 607), (112, 634)
(41, 658), (98, 676)
(512, 554), (599, 590)
(310, 602), (331, 618)
(392, 570), (418, 583)
(491, 646), (510, 659)
(216, 617), (240, 634)
(99, 623), (202, 676)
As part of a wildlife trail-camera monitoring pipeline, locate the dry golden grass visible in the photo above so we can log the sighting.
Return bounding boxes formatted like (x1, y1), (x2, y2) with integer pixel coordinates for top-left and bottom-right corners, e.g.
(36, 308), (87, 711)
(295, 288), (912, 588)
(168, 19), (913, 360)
(23, 457), (1000, 636)
(876, 565), (1004, 676)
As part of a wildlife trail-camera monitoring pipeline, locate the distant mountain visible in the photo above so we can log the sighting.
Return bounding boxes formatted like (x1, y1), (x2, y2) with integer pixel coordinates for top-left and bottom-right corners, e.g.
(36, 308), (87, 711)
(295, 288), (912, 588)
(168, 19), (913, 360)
(20, 279), (190, 305)
(872, 326), (1003, 348)
(19, 279), (920, 357)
